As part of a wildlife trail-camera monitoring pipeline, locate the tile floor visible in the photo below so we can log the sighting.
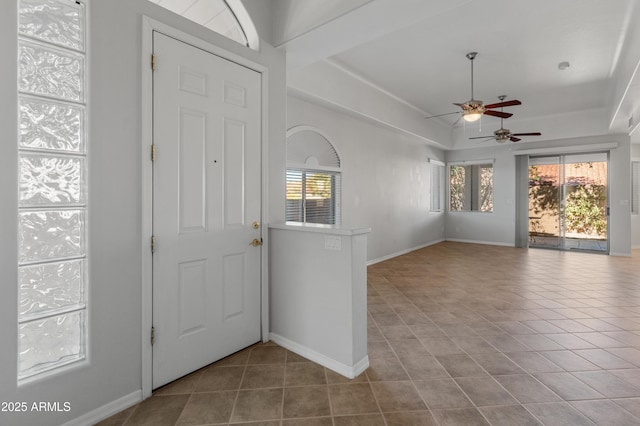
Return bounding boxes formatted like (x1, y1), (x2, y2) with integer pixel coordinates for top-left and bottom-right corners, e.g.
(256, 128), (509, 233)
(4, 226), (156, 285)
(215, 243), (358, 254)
(98, 242), (640, 425)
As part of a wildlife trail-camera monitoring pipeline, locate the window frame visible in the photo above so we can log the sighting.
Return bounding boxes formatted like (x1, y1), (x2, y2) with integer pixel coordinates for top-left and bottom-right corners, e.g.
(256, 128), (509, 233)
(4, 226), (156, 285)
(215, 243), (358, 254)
(429, 159), (445, 213)
(448, 160), (494, 213)
(632, 160), (639, 215)
(286, 166), (342, 225)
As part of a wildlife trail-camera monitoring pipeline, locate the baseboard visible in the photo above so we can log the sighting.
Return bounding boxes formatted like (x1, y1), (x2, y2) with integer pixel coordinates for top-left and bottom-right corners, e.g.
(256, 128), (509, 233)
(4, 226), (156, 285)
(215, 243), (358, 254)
(60, 390), (142, 426)
(367, 239), (445, 265)
(445, 238), (515, 247)
(270, 333), (369, 379)
(610, 251), (632, 257)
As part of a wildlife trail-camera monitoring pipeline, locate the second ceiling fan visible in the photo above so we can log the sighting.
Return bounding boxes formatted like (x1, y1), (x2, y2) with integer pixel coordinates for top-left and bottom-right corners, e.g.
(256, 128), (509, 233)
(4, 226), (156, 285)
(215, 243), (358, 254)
(469, 95), (542, 143)
(426, 52), (521, 122)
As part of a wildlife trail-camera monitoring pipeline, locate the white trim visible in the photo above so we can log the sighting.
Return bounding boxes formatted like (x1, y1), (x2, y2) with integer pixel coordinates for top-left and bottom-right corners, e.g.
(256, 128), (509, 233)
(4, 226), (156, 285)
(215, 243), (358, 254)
(448, 158), (495, 166)
(445, 238), (516, 247)
(225, 0), (259, 51)
(428, 158), (445, 166)
(610, 251), (632, 257)
(511, 142), (619, 156)
(367, 239), (445, 265)
(60, 390), (142, 426)
(270, 333), (369, 379)
(287, 162), (341, 173)
(141, 16), (269, 399)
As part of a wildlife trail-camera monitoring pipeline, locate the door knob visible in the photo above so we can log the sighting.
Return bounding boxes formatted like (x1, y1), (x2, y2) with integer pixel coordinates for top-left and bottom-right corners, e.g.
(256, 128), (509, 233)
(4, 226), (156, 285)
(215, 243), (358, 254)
(252, 221), (260, 229)
(250, 238), (263, 247)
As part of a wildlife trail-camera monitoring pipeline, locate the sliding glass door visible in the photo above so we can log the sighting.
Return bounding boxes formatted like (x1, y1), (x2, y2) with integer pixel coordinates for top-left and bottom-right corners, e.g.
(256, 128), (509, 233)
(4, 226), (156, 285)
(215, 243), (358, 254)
(528, 153), (608, 253)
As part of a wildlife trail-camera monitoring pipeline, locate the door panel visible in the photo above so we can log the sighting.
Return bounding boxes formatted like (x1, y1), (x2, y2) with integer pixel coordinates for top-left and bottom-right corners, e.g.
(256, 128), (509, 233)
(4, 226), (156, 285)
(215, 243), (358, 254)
(152, 31), (262, 389)
(528, 153), (608, 253)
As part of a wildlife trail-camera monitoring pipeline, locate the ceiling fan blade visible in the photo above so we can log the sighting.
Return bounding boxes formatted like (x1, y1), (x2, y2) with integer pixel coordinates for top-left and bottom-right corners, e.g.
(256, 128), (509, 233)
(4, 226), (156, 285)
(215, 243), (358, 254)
(484, 99), (521, 109)
(424, 111), (461, 119)
(510, 136), (522, 142)
(512, 132), (542, 136)
(484, 110), (513, 118)
(469, 136), (494, 140)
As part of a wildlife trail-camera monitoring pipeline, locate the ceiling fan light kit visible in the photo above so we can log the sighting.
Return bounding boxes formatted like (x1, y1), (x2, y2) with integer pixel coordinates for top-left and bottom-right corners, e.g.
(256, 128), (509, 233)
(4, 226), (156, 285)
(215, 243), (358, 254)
(468, 95), (542, 143)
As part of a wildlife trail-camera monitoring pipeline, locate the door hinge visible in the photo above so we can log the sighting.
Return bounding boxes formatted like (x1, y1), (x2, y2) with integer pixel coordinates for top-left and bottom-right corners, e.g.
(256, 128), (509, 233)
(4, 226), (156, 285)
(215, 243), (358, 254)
(151, 53), (156, 71)
(151, 326), (155, 346)
(151, 144), (156, 161)
(151, 235), (156, 253)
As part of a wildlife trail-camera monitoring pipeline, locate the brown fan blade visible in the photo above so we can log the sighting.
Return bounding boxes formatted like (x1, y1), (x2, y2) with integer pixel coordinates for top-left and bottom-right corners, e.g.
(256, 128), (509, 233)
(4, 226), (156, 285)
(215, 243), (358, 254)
(512, 132), (541, 136)
(484, 110), (513, 118)
(484, 99), (521, 109)
(510, 136), (522, 142)
(425, 111), (461, 119)
(468, 135), (493, 140)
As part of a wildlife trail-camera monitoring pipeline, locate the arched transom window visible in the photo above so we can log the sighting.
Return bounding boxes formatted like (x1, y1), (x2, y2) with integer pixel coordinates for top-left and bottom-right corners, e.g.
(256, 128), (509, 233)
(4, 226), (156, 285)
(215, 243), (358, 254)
(150, 0), (259, 49)
(286, 126), (342, 225)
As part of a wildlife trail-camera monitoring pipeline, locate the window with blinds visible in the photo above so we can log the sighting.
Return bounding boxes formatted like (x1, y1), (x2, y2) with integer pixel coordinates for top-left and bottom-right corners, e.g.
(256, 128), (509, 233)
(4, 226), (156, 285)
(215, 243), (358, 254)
(632, 161), (639, 215)
(430, 161), (444, 212)
(286, 169), (341, 225)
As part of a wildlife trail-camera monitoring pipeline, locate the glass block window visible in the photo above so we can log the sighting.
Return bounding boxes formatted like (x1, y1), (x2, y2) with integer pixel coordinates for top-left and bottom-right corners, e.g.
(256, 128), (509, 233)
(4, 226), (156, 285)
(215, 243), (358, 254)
(17, 0), (87, 380)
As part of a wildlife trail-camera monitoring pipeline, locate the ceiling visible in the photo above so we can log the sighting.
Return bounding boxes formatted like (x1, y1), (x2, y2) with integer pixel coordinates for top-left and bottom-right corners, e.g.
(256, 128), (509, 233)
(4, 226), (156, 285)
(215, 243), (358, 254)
(277, 0), (640, 148)
(154, 0), (640, 148)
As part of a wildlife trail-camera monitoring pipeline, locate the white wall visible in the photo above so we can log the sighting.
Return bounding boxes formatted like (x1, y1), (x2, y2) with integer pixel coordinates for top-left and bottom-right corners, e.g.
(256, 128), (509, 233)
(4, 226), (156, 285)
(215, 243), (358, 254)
(0, 1), (285, 425)
(287, 95), (446, 263)
(445, 135), (633, 255)
(445, 145), (517, 246)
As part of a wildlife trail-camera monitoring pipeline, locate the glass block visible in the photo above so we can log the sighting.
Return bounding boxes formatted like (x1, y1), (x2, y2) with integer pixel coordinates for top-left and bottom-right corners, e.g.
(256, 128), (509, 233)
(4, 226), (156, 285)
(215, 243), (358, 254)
(19, 0), (84, 51)
(19, 154), (84, 206)
(20, 97), (84, 153)
(19, 310), (85, 378)
(19, 210), (84, 263)
(19, 40), (84, 102)
(19, 260), (84, 319)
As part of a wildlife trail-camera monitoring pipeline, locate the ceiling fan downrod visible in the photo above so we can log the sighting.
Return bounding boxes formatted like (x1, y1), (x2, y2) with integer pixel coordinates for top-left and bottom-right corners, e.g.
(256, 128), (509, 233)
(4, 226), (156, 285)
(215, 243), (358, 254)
(467, 52), (478, 101)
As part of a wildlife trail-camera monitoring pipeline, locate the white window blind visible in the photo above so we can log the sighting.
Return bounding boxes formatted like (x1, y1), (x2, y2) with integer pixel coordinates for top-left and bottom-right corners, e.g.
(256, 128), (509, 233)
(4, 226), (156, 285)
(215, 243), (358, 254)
(632, 161), (639, 215)
(430, 161), (444, 212)
(286, 168), (341, 225)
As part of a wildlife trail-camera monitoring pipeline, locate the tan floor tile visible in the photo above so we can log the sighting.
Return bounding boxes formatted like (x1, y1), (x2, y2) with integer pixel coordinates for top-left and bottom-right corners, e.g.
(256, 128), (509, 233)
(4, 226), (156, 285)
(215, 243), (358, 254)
(283, 385), (331, 418)
(370, 380), (426, 412)
(435, 354), (487, 377)
(478, 405), (542, 426)
(230, 388), (283, 423)
(328, 383), (379, 415)
(195, 365), (245, 392)
(454, 376), (518, 406)
(285, 362), (327, 386)
(124, 395), (190, 426)
(414, 378), (473, 409)
(431, 408), (490, 426)
(241, 364), (285, 389)
(383, 410), (437, 425)
(176, 391), (236, 425)
(333, 413), (386, 426)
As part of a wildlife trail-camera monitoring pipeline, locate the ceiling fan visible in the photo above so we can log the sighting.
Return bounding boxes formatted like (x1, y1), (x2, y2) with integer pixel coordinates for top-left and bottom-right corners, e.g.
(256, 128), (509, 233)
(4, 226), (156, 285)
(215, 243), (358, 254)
(426, 52), (521, 122)
(469, 96), (542, 142)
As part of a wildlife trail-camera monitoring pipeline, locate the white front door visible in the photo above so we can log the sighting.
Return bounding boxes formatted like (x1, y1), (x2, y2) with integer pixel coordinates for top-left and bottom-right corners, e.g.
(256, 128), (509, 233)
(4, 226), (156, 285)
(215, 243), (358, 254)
(152, 31), (262, 389)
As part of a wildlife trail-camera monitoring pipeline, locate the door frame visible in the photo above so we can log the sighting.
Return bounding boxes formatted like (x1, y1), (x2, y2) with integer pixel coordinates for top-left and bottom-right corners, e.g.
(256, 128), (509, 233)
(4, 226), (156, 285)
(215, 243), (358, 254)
(527, 152), (610, 253)
(514, 142), (617, 254)
(141, 17), (270, 398)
